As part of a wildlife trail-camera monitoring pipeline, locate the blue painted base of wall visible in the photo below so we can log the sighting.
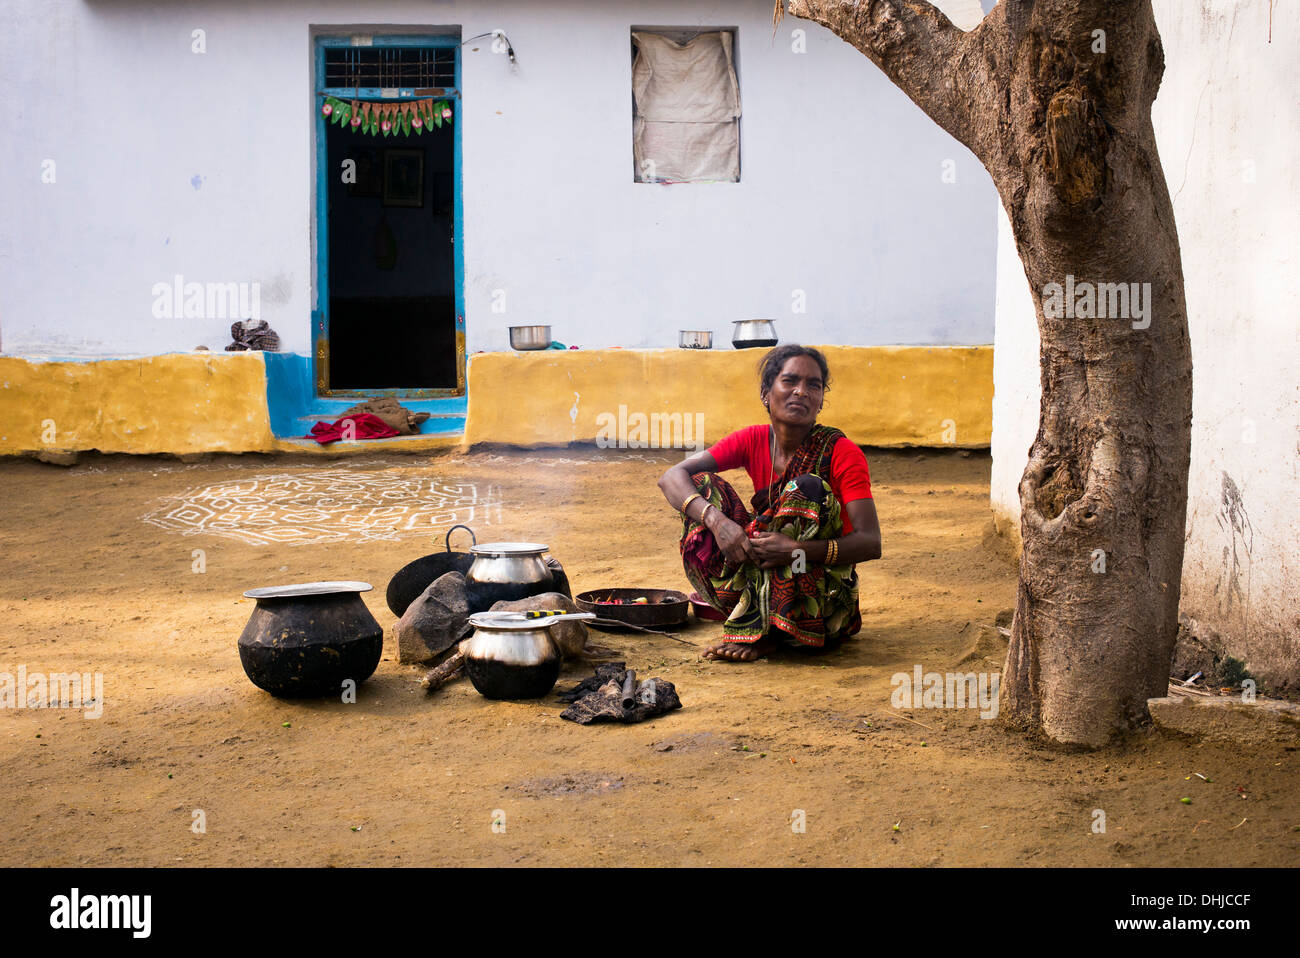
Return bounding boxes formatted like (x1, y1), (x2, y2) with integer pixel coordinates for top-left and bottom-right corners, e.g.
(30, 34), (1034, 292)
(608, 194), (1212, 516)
(263, 352), (466, 440)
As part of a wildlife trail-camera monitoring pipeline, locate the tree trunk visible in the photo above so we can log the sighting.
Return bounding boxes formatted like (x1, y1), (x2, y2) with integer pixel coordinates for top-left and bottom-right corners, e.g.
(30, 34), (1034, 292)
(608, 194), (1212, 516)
(788, 0), (1192, 746)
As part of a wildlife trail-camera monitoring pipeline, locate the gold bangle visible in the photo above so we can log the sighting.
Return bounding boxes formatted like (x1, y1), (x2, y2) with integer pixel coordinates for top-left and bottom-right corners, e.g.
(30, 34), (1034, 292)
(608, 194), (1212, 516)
(827, 539), (838, 564)
(681, 493), (702, 515)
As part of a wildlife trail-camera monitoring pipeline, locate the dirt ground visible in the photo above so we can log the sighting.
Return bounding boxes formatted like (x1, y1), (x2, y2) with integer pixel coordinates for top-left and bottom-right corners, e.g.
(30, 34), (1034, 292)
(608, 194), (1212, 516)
(0, 447), (1295, 867)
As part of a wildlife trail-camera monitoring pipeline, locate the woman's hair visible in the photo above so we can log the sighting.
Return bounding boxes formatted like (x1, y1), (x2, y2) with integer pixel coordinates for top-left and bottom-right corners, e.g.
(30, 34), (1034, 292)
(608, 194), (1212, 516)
(758, 344), (831, 397)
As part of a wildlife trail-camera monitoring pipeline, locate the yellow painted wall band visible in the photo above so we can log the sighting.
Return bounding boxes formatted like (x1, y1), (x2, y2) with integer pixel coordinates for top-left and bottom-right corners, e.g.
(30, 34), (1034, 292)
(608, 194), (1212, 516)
(0, 345), (993, 456)
(463, 345), (993, 448)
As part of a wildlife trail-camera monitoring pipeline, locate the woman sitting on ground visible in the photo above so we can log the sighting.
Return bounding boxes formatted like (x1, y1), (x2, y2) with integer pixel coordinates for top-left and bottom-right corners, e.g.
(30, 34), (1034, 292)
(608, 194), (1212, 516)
(657, 344), (882, 662)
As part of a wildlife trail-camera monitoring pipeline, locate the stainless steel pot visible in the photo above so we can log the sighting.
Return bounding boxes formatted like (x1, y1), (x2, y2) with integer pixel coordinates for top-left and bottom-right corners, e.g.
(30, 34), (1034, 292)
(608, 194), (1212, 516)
(465, 542), (555, 610)
(732, 319), (778, 349)
(678, 330), (713, 349)
(509, 325), (552, 350)
(463, 613), (562, 699)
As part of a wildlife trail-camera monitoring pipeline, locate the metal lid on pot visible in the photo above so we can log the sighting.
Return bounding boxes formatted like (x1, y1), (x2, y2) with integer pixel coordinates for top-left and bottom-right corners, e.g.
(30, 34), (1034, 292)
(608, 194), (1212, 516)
(469, 542), (548, 557)
(467, 612), (558, 631)
(243, 581), (373, 599)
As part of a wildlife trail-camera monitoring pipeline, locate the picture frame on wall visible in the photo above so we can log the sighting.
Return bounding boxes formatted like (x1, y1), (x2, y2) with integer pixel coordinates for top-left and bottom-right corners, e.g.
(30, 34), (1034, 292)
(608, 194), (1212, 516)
(347, 149), (382, 197)
(383, 150), (424, 208)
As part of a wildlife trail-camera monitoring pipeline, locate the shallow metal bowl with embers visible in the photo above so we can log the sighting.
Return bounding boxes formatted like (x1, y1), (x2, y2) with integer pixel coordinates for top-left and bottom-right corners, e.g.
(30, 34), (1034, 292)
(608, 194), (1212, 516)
(575, 588), (691, 630)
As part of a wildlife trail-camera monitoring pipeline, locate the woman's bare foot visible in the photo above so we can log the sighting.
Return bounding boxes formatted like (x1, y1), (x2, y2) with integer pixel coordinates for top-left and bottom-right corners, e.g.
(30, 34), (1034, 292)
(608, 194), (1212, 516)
(703, 633), (778, 662)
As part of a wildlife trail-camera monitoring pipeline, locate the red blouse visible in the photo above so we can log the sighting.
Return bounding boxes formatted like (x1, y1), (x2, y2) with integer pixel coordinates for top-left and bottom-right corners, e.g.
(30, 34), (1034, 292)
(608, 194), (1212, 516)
(707, 425), (873, 534)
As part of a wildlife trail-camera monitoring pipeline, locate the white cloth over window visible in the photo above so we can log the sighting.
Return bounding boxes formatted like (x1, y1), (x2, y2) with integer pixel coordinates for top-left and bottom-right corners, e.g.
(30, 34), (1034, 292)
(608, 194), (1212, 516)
(632, 31), (741, 183)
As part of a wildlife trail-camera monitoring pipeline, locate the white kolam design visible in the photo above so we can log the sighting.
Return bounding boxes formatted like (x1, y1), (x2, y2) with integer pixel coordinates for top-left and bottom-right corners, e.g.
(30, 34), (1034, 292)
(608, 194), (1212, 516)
(142, 470), (502, 546)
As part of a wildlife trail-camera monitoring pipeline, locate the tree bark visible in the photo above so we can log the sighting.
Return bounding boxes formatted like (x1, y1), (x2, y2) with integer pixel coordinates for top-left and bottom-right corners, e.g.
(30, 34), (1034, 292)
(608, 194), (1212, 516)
(788, 0), (1192, 746)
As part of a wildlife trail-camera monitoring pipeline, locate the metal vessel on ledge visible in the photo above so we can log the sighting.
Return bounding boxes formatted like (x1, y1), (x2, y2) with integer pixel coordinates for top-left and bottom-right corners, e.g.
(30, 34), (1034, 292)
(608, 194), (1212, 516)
(678, 330), (713, 349)
(508, 325), (552, 350)
(731, 319), (778, 349)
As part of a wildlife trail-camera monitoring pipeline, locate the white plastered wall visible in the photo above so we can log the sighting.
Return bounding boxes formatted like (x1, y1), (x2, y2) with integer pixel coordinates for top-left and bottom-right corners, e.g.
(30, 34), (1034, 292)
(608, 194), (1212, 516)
(0, 0), (999, 357)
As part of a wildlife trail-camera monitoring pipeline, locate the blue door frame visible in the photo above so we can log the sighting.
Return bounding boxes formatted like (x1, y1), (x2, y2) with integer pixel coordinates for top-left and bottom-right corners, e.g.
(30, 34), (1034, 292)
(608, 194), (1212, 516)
(312, 34), (465, 399)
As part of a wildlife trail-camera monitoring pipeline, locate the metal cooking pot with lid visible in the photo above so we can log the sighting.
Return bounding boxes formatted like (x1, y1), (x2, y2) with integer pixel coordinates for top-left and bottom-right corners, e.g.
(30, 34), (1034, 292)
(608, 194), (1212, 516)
(463, 612), (562, 699)
(465, 542), (555, 610)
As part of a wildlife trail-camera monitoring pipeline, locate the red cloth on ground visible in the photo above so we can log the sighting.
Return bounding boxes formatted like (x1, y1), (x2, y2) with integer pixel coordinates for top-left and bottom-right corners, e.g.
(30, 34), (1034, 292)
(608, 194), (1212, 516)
(707, 424), (872, 534)
(307, 413), (400, 444)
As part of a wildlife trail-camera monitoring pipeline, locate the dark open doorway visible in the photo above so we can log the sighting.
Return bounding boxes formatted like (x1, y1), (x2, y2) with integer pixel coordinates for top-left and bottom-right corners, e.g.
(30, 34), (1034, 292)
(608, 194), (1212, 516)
(314, 36), (463, 397)
(325, 115), (457, 390)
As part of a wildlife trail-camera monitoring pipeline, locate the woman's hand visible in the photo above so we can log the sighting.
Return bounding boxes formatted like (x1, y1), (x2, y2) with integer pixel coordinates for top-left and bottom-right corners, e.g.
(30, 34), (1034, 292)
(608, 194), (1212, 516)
(748, 531), (800, 570)
(709, 513), (754, 566)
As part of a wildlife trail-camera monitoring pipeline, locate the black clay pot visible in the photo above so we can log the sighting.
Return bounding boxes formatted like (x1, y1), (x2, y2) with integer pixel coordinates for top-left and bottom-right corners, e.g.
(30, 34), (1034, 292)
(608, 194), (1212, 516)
(238, 582), (383, 698)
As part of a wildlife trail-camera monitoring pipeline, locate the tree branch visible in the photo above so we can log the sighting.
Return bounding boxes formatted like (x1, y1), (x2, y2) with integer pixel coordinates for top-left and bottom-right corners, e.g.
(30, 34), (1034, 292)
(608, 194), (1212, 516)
(787, 0), (991, 152)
